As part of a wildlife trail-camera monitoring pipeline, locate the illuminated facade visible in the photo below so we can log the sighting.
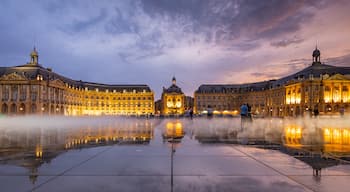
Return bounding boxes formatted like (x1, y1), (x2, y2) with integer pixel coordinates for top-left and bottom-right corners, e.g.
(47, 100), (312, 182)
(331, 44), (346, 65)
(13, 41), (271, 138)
(194, 48), (350, 117)
(160, 77), (185, 115)
(0, 48), (155, 116)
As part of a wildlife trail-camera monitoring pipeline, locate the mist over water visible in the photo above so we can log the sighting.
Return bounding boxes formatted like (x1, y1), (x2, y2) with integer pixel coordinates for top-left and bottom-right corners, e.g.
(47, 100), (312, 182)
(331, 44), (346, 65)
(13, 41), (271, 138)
(1, 115), (349, 145)
(0, 115), (349, 132)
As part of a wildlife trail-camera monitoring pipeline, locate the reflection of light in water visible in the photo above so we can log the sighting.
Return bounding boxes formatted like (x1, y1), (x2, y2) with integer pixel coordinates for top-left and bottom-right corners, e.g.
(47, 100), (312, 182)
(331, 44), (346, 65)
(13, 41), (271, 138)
(283, 124), (350, 153)
(165, 121), (184, 139)
(35, 145), (42, 158)
(283, 125), (302, 146)
(323, 128), (350, 152)
(323, 128), (350, 145)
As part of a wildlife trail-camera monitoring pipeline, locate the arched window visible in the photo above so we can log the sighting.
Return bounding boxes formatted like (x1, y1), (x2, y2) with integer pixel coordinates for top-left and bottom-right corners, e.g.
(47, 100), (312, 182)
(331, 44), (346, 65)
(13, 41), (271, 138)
(19, 103), (25, 115)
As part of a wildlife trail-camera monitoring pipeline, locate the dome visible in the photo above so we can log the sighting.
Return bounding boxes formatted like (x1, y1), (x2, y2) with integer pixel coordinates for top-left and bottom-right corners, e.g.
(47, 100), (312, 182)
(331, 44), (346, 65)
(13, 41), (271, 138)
(164, 84), (183, 94)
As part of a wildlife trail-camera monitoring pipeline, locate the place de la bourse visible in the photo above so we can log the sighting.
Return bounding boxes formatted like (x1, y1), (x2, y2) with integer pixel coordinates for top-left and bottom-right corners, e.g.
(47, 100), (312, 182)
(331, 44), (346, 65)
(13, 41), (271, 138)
(1, 47), (350, 117)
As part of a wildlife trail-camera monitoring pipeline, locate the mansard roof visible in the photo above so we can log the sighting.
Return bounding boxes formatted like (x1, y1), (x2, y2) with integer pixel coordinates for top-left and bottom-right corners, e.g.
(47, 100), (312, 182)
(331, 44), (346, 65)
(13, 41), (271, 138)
(195, 81), (274, 94)
(0, 65), (152, 92)
(272, 63), (350, 87)
(195, 63), (350, 94)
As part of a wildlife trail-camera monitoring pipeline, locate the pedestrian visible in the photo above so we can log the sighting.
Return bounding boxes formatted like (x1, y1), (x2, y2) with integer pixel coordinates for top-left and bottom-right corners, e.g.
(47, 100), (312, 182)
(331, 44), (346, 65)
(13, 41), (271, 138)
(247, 103), (253, 122)
(240, 104), (248, 131)
(189, 108), (194, 119)
(207, 105), (213, 118)
(313, 106), (319, 117)
(340, 107), (345, 117)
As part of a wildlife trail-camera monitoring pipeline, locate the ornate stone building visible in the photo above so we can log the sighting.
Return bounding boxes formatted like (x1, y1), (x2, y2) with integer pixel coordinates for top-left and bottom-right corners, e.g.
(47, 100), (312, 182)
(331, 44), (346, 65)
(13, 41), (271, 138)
(160, 77), (185, 115)
(194, 48), (350, 117)
(0, 48), (155, 116)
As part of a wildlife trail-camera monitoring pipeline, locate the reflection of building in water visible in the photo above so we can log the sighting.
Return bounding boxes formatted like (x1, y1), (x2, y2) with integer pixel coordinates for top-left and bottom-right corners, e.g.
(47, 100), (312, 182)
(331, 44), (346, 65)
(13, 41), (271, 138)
(162, 121), (185, 141)
(283, 125), (303, 146)
(323, 128), (350, 153)
(281, 124), (350, 176)
(194, 48), (350, 117)
(0, 119), (156, 183)
(282, 125), (350, 153)
(0, 48), (154, 116)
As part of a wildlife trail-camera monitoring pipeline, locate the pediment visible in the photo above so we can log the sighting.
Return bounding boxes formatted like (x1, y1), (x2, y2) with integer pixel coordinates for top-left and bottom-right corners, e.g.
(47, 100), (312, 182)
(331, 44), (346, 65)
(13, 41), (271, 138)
(325, 74), (349, 80)
(50, 79), (66, 87)
(0, 72), (28, 81)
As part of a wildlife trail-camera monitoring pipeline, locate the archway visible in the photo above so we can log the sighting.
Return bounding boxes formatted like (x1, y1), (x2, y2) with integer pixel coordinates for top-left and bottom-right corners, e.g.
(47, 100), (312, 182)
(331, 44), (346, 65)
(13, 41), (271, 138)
(1, 103), (8, 114)
(334, 105), (339, 113)
(31, 104), (37, 114)
(296, 106), (301, 116)
(50, 105), (55, 114)
(10, 104), (17, 114)
(42, 104), (48, 114)
(19, 103), (26, 115)
(61, 106), (65, 115)
(325, 104), (332, 113)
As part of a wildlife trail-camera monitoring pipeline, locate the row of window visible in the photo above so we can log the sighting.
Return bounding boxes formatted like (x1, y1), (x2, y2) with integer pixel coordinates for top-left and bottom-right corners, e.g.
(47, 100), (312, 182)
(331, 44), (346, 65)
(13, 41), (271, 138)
(196, 95), (230, 100)
(84, 96), (153, 100)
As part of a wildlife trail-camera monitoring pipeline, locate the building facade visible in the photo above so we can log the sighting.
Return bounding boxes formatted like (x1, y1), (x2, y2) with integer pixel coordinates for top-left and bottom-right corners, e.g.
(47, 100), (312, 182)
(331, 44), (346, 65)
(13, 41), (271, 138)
(160, 77), (185, 115)
(194, 48), (350, 117)
(0, 48), (155, 116)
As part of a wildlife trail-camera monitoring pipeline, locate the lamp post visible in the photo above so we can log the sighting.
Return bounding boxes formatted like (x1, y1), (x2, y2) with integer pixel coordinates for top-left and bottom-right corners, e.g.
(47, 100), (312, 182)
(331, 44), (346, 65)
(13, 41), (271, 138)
(171, 133), (174, 192)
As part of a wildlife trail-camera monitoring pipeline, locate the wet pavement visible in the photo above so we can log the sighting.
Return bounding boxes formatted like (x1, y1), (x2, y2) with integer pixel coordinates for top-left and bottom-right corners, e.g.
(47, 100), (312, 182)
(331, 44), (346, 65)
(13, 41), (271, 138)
(0, 117), (350, 192)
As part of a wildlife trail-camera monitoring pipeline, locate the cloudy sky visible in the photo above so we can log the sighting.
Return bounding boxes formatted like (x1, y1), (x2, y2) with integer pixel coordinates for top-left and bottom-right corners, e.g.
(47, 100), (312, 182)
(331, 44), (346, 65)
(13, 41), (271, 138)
(1, 0), (350, 98)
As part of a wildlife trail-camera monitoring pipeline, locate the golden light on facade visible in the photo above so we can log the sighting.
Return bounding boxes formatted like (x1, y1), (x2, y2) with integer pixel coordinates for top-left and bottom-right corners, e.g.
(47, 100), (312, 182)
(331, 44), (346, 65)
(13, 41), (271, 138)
(333, 89), (341, 103)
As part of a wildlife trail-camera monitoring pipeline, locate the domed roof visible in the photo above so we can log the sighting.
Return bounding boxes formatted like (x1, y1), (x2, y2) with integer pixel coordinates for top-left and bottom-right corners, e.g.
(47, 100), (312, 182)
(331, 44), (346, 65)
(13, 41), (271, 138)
(163, 84), (183, 94)
(163, 76), (184, 94)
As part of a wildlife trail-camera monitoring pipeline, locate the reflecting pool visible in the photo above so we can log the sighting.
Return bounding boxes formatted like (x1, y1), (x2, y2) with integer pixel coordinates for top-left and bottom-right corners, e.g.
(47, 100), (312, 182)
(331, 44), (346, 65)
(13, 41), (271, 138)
(0, 116), (350, 192)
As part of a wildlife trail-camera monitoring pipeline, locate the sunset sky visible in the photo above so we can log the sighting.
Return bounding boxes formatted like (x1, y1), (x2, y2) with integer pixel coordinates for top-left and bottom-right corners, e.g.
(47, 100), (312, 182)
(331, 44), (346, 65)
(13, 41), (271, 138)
(1, 0), (350, 98)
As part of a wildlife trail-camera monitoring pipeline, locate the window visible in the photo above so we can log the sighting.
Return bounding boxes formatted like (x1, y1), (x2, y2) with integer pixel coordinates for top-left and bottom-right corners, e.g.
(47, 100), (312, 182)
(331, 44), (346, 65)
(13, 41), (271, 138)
(31, 92), (37, 102)
(11, 85), (18, 101)
(20, 86), (27, 101)
(2, 85), (9, 101)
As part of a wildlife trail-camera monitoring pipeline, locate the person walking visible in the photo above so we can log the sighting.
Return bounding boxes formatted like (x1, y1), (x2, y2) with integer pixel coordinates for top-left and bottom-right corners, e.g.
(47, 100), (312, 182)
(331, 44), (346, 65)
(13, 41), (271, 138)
(247, 103), (253, 122)
(313, 106), (319, 118)
(189, 108), (194, 119)
(340, 107), (345, 117)
(240, 104), (248, 131)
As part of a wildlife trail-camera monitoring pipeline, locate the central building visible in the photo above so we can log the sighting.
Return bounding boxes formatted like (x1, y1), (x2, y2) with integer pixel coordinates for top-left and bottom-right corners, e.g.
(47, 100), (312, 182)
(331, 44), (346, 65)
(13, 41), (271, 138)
(160, 77), (185, 115)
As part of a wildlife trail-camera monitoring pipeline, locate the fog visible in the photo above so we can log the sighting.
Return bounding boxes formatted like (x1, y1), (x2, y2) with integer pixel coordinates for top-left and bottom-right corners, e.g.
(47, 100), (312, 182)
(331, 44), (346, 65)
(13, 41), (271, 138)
(0, 115), (349, 141)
